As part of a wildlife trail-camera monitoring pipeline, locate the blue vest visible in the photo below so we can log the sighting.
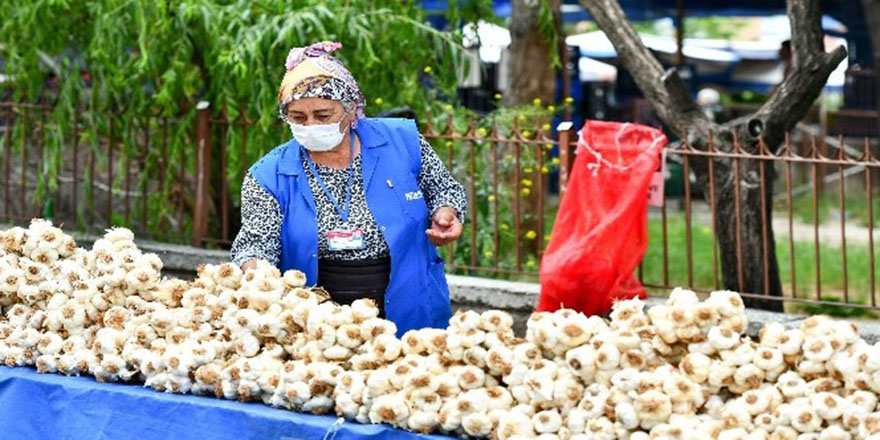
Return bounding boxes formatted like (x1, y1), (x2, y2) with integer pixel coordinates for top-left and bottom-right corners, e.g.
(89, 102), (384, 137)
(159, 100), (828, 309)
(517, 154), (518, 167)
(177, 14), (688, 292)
(248, 118), (452, 335)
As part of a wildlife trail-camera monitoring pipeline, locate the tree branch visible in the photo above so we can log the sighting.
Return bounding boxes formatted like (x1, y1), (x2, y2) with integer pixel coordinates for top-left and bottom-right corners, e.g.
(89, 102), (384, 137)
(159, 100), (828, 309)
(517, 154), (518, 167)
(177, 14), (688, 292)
(579, 0), (707, 135)
(581, 0), (844, 153)
(661, 68), (698, 115)
(756, 49), (847, 147)
(787, 0), (824, 66)
(741, 0), (845, 147)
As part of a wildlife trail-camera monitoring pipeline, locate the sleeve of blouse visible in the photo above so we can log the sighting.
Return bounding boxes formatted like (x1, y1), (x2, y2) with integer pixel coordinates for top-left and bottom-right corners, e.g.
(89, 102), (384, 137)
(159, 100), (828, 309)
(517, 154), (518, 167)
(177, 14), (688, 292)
(230, 173), (283, 267)
(416, 134), (468, 223)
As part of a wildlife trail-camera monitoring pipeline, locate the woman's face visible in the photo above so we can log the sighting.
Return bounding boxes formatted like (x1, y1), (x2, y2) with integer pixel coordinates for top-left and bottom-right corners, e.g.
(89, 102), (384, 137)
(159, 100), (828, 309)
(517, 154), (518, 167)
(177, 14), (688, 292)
(286, 98), (350, 131)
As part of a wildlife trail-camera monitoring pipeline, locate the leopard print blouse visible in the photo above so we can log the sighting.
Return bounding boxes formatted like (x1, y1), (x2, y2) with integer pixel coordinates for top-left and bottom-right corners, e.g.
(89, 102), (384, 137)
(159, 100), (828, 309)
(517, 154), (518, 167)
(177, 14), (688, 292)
(230, 135), (466, 266)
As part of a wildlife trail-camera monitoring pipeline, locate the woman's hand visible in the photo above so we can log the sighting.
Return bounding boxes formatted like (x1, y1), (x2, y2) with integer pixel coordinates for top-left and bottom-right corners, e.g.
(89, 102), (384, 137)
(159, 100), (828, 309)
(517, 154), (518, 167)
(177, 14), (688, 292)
(425, 207), (463, 246)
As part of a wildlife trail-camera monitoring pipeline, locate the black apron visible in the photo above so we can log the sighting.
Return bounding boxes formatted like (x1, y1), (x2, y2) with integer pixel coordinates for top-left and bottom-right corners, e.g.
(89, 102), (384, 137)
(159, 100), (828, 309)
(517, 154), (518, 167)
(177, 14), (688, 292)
(317, 257), (390, 318)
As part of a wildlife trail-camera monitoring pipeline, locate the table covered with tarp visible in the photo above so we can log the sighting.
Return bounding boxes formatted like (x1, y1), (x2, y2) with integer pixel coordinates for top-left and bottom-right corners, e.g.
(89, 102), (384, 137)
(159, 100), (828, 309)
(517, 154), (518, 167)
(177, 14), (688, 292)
(0, 367), (455, 440)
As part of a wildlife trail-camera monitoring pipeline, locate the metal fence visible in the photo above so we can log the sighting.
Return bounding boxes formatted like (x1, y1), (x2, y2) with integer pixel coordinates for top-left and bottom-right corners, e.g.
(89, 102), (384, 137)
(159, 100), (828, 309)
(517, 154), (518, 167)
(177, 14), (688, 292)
(2, 100), (880, 313)
(657, 133), (880, 314)
(1, 102), (200, 242)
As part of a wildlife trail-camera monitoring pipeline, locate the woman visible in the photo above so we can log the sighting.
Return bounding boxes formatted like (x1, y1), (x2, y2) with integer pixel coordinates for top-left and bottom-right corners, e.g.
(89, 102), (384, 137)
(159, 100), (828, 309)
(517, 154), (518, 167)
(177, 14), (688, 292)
(231, 42), (467, 335)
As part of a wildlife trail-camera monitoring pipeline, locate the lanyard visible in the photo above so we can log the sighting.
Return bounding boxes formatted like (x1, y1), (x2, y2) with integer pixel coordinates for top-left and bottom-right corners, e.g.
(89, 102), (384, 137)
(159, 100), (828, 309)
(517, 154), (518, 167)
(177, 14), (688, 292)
(302, 131), (357, 224)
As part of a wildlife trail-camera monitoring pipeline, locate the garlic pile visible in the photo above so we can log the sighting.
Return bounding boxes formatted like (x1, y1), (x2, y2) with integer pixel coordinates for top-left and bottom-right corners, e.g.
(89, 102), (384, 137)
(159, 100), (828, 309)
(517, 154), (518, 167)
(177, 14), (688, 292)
(3, 220), (880, 439)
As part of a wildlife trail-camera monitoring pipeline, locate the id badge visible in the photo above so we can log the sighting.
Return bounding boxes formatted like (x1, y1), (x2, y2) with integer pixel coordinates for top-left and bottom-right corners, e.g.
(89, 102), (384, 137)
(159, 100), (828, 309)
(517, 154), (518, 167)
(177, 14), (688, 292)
(327, 228), (365, 251)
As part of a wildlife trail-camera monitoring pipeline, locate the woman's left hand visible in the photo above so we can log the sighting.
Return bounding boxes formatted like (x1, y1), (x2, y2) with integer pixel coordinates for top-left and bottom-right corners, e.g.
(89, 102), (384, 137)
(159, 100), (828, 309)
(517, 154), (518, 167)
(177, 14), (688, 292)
(425, 207), (463, 246)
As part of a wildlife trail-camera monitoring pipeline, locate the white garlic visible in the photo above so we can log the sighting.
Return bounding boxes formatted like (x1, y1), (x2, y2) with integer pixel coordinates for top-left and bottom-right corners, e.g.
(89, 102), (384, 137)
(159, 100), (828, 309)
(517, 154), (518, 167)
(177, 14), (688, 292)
(707, 290), (745, 317)
(495, 410), (535, 440)
(533, 409), (563, 433)
(479, 309), (512, 331)
(734, 363), (765, 390)
(371, 333), (402, 362)
(779, 329), (805, 355)
(679, 353), (712, 383)
(708, 326), (741, 351)
(811, 392), (843, 421)
(406, 410), (439, 434)
(634, 390), (672, 429)
(803, 336), (835, 362)
(720, 342), (756, 366)
(461, 411), (492, 437)
(595, 342), (621, 371)
(790, 404), (823, 433)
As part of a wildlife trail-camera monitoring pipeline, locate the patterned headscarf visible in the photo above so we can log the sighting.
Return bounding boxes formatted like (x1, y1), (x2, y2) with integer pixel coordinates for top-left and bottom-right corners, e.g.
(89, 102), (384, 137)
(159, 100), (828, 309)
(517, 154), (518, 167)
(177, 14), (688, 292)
(278, 42), (366, 126)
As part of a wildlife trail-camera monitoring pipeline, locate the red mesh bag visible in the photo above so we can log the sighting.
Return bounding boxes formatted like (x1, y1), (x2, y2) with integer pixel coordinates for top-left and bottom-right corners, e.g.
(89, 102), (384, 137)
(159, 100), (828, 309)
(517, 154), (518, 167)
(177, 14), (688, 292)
(538, 121), (667, 316)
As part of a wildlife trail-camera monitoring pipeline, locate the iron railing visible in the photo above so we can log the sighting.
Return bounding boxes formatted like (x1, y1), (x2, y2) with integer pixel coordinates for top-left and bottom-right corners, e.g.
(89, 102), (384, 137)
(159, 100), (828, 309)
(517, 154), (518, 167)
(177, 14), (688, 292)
(658, 133), (880, 313)
(2, 100), (880, 313)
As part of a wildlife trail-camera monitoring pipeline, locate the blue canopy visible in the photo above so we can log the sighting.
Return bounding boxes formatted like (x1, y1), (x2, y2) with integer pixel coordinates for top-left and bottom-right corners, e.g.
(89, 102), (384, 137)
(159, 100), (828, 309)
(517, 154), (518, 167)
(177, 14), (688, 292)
(423, 0), (855, 23)
(422, 0), (871, 66)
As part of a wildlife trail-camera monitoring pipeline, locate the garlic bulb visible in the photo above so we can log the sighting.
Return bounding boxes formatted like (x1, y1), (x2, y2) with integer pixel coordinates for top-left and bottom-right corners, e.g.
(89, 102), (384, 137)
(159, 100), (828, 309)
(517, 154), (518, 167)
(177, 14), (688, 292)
(461, 412), (493, 437)
(495, 410), (535, 440)
(533, 409), (563, 433)
(407, 410), (440, 434)
(11, 219), (880, 439)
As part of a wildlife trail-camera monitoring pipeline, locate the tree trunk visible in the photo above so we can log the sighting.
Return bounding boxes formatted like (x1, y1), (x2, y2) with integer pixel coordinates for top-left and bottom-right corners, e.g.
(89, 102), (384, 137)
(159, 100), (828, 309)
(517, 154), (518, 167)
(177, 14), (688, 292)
(860, 0), (880, 136)
(694, 151), (784, 311)
(506, 0), (561, 262)
(580, 0), (845, 309)
(505, 0), (560, 107)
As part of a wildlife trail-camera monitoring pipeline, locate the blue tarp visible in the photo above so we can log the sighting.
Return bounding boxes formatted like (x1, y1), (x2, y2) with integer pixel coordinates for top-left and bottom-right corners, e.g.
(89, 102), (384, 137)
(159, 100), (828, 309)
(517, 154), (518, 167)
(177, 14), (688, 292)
(0, 367), (455, 440)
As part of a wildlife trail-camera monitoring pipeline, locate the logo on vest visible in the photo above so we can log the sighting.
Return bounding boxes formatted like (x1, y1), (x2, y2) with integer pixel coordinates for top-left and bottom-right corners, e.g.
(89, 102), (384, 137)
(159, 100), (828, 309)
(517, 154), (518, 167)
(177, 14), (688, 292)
(405, 190), (423, 201)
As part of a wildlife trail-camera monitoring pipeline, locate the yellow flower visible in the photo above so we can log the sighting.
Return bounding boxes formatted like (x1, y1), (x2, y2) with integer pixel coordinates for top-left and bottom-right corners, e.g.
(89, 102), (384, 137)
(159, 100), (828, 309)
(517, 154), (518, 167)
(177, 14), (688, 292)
(523, 167), (534, 174)
(541, 166), (549, 174)
(521, 179), (533, 187)
(544, 144), (553, 150)
(542, 123), (551, 131)
(483, 250), (494, 259)
(374, 97), (384, 105)
(423, 66), (433, 74)
(521, 130), (532, 138)
(532, 98), (542, 106)
(544, 234), (552, 242)
(444, 104), (454, 111)
(520, 187), (531, 196)
(551, 157), (560, 165)
(500, 223), (510, 231)
(487, 195), (496, 202)
(525, 260), (537, 269)
(477, 127), (488, 137)
(518, 114), (527, 122)
(524, 230), (537, 240)
(547, 105), (556, 112)
(494, 93), (502, 100)
(564, 96), (574, 104)
(445, 141), (454, 147)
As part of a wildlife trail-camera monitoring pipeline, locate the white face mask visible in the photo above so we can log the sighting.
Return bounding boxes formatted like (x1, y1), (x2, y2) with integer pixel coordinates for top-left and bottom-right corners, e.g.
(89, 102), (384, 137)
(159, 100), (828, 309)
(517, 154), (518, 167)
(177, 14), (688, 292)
(288, 116), (347, 152)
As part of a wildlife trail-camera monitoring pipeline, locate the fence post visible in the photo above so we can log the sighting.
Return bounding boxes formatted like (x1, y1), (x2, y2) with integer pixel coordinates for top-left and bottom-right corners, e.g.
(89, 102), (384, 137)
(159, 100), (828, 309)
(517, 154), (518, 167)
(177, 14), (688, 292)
(192, 101), (212, 247)
(556, 121), (575, 197)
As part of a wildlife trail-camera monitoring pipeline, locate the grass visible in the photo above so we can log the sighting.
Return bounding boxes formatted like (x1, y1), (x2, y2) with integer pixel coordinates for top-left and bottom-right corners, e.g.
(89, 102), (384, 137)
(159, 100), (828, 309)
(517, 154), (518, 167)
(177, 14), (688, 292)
(641, 213), (880, 317)
(781, 189), (880, 228)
